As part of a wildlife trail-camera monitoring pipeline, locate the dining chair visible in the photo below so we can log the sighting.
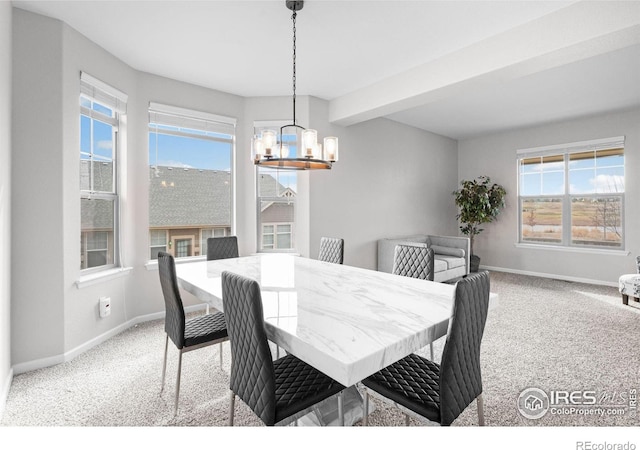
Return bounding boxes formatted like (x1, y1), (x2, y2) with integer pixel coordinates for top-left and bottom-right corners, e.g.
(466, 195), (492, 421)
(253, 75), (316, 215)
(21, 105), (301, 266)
(221, 270), (346, 426)
(205, 236), (240, 315)
(318, 237), (344, 264)
(158, 251), (229, 416)
(206, 236), (239, 261)
(392, 243), (434, 281)
(392, 244), (436, 359)
(361, 270), (490, 426)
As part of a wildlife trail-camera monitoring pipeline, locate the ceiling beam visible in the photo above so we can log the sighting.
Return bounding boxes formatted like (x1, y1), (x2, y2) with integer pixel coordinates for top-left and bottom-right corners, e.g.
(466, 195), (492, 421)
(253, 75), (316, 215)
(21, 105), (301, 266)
(329, 1), (640, 127)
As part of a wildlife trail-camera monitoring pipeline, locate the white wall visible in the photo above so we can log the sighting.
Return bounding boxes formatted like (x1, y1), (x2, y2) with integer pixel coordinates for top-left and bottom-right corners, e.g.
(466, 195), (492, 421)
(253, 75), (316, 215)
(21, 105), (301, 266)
(11, 8), (248, 370)
(458, 108), (640, 285)
(12, 8), (65, 367)
(309, 96), (460, 270)
(0, 0), (13, 415)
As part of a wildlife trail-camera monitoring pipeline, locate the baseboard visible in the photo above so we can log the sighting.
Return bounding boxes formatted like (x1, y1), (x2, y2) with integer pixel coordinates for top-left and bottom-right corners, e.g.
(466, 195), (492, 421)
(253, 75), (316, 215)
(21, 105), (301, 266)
(480, 265), (618, 288)
(11, 304), (207, 376)
(0, 366), (13, 421)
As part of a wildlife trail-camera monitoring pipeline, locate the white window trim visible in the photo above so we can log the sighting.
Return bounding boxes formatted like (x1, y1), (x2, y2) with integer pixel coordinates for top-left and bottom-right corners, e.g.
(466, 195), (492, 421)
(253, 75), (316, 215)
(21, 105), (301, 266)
(80, 73), (125, 275)
(76, 266), (133, 289)
(516, 136), (626, 251)
(514, 242), (629, 256)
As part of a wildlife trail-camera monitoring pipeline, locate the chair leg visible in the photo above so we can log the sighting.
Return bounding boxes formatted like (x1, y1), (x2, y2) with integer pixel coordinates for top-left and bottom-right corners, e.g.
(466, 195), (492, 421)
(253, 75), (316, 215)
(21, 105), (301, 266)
(174, 350), (183, 416)
(405, 414), (410, 426)
(219, 342), (223, 368)
(338, 392), (344, 426)
(160, 334), (169, 393)
(229, 390), (236, 426)
(430, 342), (434, 360)
(363, 392), (369, 426)
(477, 393), (485, 426)
(622, 294), (629, 305)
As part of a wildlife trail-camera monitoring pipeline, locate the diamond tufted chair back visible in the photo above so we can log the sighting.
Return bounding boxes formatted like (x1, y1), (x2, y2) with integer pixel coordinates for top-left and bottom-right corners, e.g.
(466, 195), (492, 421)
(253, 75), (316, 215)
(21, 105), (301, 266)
(207, 236), (239, 261)
(392, 244), (435, 281)
(318, 237), (344, 264)
(438, 270), (490, 426)
(222, 270), (277, 425)
(158, 252), (186, 349)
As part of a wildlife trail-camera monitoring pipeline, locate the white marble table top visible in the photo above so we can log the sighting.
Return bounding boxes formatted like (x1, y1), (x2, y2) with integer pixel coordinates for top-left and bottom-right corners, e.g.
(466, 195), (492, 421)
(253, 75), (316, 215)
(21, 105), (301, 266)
(176, 254), (469, 387)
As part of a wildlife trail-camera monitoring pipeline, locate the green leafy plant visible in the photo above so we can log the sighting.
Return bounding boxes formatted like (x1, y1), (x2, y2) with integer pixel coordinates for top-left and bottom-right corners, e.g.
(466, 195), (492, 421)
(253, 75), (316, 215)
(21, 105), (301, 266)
(453, 176), (506, 256)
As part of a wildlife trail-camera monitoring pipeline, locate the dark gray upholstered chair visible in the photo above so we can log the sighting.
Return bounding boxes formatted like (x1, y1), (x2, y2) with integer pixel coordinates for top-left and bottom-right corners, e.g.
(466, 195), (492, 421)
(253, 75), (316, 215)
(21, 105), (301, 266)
(318, 237), (344, 264)
(158, 252), (229, 416)
(392, 244), (436, 359)
(206, 236), (239, 261)
(205, 236), (239, 315)
(392, 244), (435, 281)
(221, 270), (346, 426)
(361, 271), (490, 426)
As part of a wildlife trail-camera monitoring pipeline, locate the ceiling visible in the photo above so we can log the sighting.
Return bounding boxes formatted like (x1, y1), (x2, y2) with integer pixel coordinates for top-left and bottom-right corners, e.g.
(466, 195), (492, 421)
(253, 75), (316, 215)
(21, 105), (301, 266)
(12, 0), (640, 139)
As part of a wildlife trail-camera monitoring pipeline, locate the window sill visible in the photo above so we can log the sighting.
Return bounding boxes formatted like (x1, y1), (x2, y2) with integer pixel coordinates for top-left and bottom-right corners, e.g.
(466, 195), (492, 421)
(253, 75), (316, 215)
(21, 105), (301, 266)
(145, 255), (206, 271)
(76, 266), (133, 289)
(514, 243), (630, 256)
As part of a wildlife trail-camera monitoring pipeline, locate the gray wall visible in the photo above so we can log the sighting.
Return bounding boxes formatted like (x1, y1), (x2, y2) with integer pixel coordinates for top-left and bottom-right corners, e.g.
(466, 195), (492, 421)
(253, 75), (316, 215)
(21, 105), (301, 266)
(309, 96), (460, 270)
(458, 108), (640, 285)
(10, 9), (248, 370)
(0, 0), (12, 414)
(12, 8), (66, 368)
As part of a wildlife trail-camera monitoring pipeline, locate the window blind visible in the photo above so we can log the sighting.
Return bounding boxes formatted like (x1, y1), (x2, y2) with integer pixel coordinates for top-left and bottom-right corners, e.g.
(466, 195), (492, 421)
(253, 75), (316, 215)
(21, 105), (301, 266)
(517, 136), (625, 158)
(80, 72), (128, 114)
(149, 102), (236, 136)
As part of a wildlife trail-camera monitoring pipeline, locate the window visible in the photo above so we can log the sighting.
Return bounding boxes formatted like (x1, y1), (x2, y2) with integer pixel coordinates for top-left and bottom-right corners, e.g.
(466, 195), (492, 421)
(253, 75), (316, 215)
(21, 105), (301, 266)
(148, 103), (235, 260)
(261, 223), (293, 250)
(80, 73), (127, 271)
(255, 122), (297, 252)
(149, 230), (167, 260)
(518, 137), (625, 249)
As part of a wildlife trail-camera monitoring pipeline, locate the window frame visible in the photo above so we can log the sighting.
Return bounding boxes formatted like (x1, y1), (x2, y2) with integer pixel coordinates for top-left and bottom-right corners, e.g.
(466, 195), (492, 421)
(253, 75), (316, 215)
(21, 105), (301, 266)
(517, 137), (625, 251)
(80, 73), (126, 274)
(148, 103), (236, 262)
(254, 121), (298, 254)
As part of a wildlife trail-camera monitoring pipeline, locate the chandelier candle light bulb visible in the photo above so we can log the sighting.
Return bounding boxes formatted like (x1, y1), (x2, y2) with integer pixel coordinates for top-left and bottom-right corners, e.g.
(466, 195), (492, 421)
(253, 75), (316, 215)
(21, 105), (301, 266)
(324, 137), (338, 161)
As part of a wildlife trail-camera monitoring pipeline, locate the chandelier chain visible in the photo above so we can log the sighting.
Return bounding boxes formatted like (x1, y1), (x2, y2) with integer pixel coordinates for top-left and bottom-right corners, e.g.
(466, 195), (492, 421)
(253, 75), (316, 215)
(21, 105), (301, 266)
(292, 10), (297, 125)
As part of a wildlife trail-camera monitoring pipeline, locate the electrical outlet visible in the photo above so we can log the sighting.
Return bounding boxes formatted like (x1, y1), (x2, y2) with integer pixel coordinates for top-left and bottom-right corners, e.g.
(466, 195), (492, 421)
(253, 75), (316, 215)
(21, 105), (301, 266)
(99, 296), (111, 318)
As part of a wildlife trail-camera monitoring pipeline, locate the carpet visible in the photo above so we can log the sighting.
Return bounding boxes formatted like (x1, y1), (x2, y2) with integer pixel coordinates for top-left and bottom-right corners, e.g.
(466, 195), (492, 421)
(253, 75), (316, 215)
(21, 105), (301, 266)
(2, 271), (639, 428)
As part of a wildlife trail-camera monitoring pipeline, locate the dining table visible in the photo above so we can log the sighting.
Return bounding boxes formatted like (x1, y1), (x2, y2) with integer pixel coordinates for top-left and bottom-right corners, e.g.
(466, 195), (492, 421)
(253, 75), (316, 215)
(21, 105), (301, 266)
(175, 253), (497, 425)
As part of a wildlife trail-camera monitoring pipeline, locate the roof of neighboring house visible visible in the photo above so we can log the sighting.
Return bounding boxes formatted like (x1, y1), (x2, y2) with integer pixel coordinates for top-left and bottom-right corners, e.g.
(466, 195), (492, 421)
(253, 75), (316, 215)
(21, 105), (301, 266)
(149, 166), (231, 227)
(81, 162), (295, 231)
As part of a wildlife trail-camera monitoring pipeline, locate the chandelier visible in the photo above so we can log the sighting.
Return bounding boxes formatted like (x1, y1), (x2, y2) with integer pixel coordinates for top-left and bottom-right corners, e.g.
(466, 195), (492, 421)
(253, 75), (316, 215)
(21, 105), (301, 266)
(252, 0), (339, 170)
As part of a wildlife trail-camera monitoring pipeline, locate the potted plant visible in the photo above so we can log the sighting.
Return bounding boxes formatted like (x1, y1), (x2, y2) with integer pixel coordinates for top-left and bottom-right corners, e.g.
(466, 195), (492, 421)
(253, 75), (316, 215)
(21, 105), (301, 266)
(453, 176), (506, 272)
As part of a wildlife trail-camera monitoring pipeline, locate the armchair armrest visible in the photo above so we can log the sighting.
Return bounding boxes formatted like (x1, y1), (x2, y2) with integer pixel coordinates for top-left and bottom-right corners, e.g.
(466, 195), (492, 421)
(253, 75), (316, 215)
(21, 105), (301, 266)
(428, 235), (471, 274)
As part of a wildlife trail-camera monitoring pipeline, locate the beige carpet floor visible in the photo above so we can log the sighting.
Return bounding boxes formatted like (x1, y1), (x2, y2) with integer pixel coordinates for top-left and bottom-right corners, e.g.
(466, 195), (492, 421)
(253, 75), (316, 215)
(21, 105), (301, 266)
(2, 271), (639, 429)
